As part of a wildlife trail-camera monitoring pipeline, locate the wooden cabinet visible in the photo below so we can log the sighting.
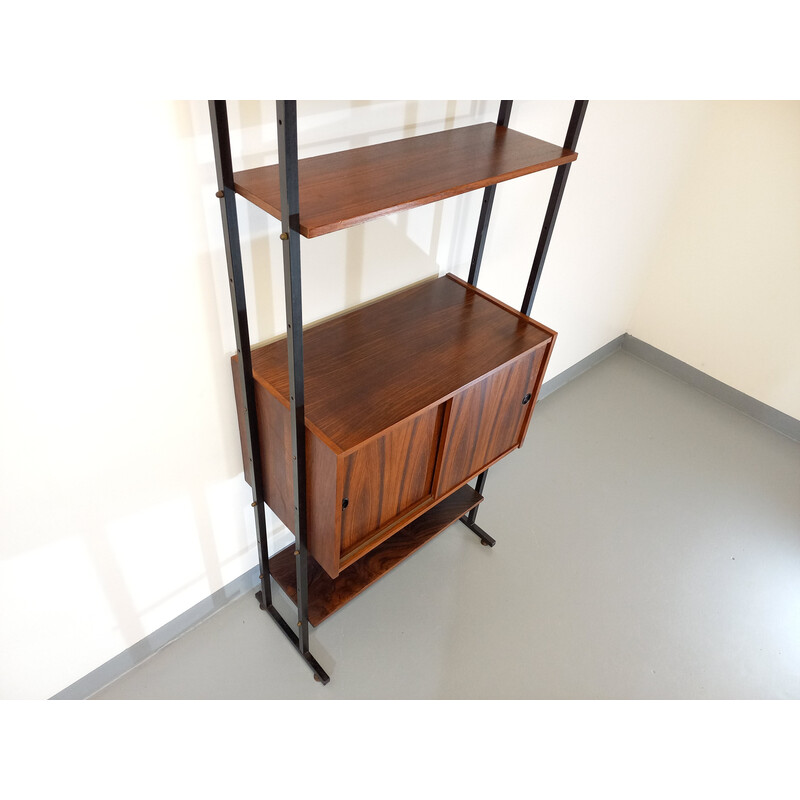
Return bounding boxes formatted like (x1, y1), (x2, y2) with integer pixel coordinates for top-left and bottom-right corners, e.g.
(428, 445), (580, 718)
(233, 273), (555, 584)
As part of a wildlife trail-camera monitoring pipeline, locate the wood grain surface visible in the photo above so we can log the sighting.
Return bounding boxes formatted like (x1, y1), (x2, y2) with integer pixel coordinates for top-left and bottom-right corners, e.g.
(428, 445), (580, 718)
(249, 274), (553, 453)
(232, 356), (341, 577)
(234, 123), (577, 237)
(269, 485), (483, 626)
(435, 350), (542, 495)
(340, 404), (443, 554)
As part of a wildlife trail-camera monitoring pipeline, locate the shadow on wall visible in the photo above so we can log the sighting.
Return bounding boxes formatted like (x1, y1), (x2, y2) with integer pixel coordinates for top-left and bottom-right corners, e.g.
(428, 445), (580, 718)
(230, 100), (488, 342)
(57, 99), (492, 688)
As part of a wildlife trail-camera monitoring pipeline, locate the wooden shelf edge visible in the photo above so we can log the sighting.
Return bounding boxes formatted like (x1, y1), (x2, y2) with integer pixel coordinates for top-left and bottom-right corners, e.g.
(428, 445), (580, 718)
(233, 122), (577, 238)
(269, 485), (483, 626)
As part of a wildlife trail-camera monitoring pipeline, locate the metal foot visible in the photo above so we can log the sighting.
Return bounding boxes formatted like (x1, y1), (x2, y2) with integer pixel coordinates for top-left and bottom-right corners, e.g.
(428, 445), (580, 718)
(254, 591), (331, 685)
(459, 516), (497, 547)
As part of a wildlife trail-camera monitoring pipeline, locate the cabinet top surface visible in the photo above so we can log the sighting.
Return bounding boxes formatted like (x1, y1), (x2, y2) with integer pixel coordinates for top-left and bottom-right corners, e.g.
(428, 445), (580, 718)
(234, 122), (577, 238)
(249, 275), (554, 453)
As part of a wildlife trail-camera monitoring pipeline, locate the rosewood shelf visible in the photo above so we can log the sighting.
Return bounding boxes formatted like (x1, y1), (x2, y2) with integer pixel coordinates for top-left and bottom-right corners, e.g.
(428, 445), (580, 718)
(234, 122), (577, 238)
(269, 485), (483, 626)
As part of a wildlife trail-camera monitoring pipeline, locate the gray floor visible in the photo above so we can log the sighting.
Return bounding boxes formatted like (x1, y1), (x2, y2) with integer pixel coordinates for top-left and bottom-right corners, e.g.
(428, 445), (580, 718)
(91, 351), (800, 699)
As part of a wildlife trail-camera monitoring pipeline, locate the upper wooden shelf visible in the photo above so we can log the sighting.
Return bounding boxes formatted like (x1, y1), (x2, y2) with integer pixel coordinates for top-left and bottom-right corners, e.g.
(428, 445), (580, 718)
(233, 122), (577, 238)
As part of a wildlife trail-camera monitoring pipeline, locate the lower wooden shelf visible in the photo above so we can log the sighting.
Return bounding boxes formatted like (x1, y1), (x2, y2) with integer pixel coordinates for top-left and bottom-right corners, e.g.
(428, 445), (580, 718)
(269, 485), (483, 626)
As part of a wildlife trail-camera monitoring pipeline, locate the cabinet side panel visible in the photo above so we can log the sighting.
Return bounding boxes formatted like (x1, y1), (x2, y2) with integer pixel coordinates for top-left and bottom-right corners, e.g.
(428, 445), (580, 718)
(230, 358), (254, 487)
(232, 357), (339, 578)
(252, 376), (295, 530)
(435, 351), (540, 497)
(307, 433), (339, 578)
(256, 387), (340, 578)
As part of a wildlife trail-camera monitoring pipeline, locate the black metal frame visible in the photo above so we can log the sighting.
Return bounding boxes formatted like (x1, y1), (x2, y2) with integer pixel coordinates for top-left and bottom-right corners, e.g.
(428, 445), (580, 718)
(209, 99), (586, 684)
(460, 99), (588, 540)
(208, 101), (273, 611)
(209, 100), (329, 685)
(521, 101), (588, 317)
(467, 100), (513, 287)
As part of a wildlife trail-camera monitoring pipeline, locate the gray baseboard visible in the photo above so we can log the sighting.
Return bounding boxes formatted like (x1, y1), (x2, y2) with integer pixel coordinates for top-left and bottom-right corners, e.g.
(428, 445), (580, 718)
(621, 334), (800, 443)
(539, 334), (626, 400)
(54, 332), (798, 699)
(51, 566), (262, 699)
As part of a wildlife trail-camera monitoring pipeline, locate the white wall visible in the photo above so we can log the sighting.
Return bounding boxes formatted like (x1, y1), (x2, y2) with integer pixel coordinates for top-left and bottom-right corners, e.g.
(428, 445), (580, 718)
(477, 101), (711, 376)
(0, 101), (262, 699)
(1, 100), (793, 699)
(628, 101), (800, 420)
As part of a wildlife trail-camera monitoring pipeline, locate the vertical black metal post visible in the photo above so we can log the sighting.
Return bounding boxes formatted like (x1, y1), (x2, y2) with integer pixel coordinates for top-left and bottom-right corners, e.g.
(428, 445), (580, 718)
(208, 100), (273, 611)
(467, 470), (488, 524)
(460, 101), (513, 544)
(467, 100), (513, 287)
(210, 100), (328, 685)
(520, 100), (588, 316)
(275, 101), (329, 682)
(462, 101), (587, 547)
(276, 100), (309, 650)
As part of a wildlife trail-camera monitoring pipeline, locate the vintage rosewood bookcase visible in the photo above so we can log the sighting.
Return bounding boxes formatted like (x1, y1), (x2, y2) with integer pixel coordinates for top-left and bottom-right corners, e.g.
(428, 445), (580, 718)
(209, 100), (587, 683)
